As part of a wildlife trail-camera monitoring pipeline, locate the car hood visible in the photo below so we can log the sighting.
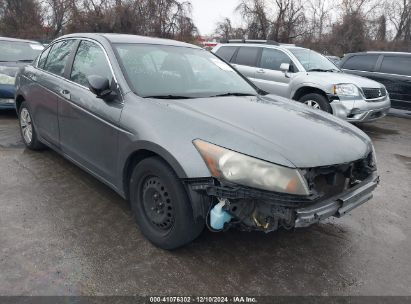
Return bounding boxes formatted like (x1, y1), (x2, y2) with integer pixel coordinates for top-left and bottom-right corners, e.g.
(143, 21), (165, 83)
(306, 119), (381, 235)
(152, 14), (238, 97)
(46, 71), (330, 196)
(165, 95), (372, 168)
(306, 71), (384, 88)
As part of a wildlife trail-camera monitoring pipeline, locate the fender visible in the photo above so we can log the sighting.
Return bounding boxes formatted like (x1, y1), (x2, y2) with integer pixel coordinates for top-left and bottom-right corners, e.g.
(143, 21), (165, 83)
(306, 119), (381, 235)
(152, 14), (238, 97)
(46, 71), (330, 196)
(118, 140), (189, 195)
(118, 140), (210, 222)
(291, 82), (329, 100)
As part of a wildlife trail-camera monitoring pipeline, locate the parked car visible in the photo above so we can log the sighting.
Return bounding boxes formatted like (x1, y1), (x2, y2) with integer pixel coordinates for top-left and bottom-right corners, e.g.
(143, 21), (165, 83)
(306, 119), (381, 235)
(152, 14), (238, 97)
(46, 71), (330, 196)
(0, 37), (44, 109)
(326, 55), (341, 66)
(340, 52), (411, 110)
(15, 33), (378, 249)
(212, 40), (391, 122)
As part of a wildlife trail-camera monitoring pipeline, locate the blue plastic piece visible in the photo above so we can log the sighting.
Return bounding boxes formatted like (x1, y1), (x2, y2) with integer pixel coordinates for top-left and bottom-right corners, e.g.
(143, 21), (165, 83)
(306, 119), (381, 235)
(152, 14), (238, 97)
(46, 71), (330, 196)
(210, 201), (233, 230)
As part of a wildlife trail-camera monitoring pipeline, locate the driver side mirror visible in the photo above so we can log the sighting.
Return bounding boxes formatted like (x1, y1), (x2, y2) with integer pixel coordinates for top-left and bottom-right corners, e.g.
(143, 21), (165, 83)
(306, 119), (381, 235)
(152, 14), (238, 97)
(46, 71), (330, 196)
(87, 75), (112, 98)
(280, 63), (290, 72)
(280, 63), (292, 78)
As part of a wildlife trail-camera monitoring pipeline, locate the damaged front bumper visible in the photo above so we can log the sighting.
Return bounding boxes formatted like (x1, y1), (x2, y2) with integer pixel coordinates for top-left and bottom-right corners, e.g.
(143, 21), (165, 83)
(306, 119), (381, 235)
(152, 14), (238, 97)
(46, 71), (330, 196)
(295, 172), (379, 227)
(186, 171), (379, 232)
(330, 95), (391, 123)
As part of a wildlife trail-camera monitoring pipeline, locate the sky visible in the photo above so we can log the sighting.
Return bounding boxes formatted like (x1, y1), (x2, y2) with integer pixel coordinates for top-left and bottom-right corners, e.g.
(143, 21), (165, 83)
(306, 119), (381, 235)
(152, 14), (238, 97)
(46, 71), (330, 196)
(185, 0), (242, 36)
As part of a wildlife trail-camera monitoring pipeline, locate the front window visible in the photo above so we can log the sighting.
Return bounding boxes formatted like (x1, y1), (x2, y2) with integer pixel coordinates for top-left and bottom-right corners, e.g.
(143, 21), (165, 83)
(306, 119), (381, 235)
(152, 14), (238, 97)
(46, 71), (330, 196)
(114, 44), (258, 98)
(0, 40), (43, 62)
(289, 48), (339, 72)
(70, 40), (112, 87)
(260, 48), (292, 71)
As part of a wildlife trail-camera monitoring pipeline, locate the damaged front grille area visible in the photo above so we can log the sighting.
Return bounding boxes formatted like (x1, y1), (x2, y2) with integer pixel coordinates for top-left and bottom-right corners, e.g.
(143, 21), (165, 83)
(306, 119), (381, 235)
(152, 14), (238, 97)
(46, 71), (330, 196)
(304, 153), (376, 199)
(185, 152), (377, 233)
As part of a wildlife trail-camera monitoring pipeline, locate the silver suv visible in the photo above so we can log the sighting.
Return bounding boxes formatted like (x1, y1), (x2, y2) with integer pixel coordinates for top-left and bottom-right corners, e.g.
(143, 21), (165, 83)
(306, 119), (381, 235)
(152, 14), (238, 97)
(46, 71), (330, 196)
(213, 40), (391, 122)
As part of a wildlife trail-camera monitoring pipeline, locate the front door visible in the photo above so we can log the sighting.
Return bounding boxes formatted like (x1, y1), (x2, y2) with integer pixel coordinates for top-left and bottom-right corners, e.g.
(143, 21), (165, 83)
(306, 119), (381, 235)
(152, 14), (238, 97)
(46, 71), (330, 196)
(58, 40), (123, 184)
(252, 48), (293, 97)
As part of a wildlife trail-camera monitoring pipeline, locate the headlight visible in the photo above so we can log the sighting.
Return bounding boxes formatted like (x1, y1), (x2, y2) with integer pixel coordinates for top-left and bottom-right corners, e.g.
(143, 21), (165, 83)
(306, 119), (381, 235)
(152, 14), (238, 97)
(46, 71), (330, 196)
(193, 139), (310, 195)
(332, 83), (359, 96)
(0, 73), (15, 85)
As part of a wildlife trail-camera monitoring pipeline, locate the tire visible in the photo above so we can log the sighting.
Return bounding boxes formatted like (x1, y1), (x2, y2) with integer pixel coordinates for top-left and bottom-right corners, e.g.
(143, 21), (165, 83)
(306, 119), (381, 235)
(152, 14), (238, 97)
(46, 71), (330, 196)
(299, 93), (332, 113)
(129, 156), (204, 250)
(18, 102), (45, 150)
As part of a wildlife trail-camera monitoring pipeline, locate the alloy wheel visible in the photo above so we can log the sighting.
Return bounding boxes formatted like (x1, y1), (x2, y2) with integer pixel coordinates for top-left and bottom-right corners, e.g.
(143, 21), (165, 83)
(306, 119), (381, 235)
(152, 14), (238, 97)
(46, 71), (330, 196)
(304, 100), (321, 109)
(20, 108), (33, 144)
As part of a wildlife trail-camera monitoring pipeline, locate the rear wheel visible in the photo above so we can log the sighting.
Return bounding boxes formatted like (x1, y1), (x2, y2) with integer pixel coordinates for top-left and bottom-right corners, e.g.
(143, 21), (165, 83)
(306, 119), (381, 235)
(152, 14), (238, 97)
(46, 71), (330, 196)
(299, 93), (332, 113)
(19, 102), (45, 150)
(129, 157), (204, 250)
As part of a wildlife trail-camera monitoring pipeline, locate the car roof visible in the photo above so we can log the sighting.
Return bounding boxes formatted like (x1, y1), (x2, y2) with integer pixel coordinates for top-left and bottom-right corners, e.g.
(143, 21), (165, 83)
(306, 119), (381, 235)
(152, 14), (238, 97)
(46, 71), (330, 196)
(0, 36), (42, 44)
(57, 33), (201, 49)
(346, 51), (411, 56)
(216, 43), (307, 51)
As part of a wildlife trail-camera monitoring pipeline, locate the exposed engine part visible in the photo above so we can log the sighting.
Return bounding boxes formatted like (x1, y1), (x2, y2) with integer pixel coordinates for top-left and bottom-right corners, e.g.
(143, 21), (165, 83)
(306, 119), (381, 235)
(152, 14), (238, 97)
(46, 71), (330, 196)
(224, 199), (296, 233)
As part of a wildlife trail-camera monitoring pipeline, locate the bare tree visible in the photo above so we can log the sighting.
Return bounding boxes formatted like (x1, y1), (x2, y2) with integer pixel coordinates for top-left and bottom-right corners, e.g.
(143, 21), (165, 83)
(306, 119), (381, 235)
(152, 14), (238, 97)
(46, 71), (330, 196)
(387, 0), (411, 42)
(236, 0), (270, 39)
(307, 0), (330, 40)
(215, 17), (234, 41)
(0, 0), (44, 39)
(42, 0), (72, 38)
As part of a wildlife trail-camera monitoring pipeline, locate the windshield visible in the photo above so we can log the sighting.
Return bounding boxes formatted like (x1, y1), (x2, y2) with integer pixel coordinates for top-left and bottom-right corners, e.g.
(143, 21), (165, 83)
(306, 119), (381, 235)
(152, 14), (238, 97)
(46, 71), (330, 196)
(114, 44), (258, 98)
(0, 41), (44, 62)
(289, 48), (339, 72)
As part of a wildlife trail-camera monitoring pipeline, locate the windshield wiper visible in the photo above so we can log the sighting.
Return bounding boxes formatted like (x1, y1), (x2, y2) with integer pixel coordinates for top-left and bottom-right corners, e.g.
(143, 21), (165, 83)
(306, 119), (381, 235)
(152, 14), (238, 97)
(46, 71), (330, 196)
(143, 95), (194, 99)
(17, 59), (34, 62)
(210, 92), (257, 97)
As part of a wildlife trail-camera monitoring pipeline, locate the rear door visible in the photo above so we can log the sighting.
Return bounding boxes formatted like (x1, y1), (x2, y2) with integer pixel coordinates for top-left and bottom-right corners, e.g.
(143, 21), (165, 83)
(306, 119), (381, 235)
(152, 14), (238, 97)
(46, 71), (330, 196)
(230, 46), (261, 80)
(29, 39), (78, 147)
(252, 48), (294, 97)
(58, 39), (123, 184)
(372, 55), (411, 110)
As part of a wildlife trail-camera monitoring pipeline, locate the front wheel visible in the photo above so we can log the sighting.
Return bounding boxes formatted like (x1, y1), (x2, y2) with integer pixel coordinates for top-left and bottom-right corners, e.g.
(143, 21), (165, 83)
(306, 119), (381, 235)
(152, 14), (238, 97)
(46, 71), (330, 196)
(129, 157), (204, 250)
(299, 93), (332, 113)
(19, 102), (45, 150)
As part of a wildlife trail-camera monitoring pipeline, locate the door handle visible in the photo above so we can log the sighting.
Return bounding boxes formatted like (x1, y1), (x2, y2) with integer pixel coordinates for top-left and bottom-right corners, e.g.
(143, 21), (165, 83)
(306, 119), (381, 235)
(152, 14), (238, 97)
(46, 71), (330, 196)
(60, 89), (71, 99)
(257, 69), (265, 74)
(31, 74), (38, 82)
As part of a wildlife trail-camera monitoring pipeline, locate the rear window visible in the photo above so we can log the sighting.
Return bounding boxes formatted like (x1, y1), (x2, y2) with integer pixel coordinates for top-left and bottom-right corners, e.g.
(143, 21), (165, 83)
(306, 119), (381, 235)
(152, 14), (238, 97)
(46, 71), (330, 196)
(233, 47), (260, 67)
(215, 46), (238, 62)
(341, 55), (379, 71)
(37, 47), (51, 68)
(43, 40), (77, 77)
(380, 56), (411, 76)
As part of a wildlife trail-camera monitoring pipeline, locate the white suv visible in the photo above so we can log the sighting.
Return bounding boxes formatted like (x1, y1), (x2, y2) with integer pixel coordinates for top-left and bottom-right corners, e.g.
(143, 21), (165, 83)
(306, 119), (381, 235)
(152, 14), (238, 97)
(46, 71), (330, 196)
(213, 40), (391, 122)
